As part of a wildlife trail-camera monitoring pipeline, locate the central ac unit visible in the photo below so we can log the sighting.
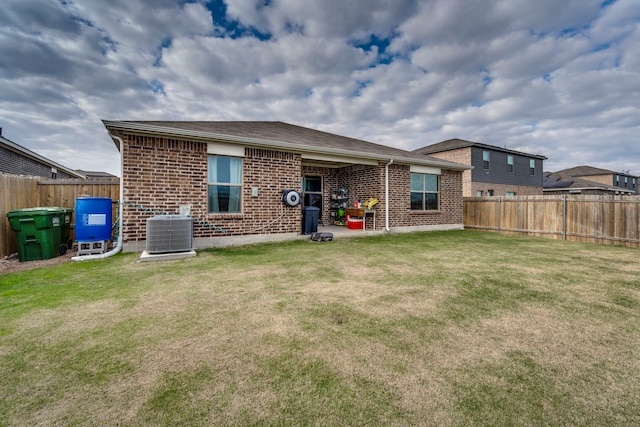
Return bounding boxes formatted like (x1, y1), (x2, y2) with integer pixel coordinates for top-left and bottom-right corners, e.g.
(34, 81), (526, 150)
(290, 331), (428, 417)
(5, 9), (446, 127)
(146, 215), (193, 254)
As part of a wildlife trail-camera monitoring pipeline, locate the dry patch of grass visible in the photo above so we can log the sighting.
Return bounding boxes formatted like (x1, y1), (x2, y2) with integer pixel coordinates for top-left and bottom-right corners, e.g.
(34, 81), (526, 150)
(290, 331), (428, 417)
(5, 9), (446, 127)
(1, 231), (639, 426)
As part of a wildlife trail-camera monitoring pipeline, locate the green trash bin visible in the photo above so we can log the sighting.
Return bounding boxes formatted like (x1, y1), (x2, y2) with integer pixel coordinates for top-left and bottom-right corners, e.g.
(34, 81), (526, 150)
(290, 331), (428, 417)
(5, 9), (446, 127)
(6, 207), (72, 262)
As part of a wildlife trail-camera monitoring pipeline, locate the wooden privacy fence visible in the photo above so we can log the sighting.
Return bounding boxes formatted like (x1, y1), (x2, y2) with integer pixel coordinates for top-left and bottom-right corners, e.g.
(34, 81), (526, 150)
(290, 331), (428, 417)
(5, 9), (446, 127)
(1, 174), (119, 257)
(464, 195), (640, 248)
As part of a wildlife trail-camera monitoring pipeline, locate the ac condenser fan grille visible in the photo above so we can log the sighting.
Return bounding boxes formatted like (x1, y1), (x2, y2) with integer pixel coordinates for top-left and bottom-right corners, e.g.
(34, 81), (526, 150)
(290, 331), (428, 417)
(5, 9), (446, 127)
(146, 215), (193, 254)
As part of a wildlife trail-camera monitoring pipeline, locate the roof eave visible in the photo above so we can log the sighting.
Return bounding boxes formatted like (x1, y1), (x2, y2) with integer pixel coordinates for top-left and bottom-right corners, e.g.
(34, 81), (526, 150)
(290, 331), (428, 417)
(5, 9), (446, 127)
(418, 141), (547, 160)
(543, 187), (634, 193)
(103, 120), (471, 171)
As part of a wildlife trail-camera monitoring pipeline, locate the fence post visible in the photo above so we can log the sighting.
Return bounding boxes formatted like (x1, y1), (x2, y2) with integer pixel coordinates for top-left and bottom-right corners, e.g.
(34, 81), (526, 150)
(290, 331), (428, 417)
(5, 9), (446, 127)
(497, 197), (501, 233)
(562, 194), (567, 240)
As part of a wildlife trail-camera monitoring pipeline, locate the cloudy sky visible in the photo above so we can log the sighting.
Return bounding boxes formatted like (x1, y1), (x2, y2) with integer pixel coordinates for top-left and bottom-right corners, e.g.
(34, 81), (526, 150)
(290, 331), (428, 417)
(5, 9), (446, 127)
(1, 0), (639, 177)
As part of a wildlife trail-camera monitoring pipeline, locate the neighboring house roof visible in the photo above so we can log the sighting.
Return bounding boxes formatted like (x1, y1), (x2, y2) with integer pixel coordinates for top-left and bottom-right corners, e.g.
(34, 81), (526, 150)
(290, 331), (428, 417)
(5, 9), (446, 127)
(75, 170), (116, 178)
(103, 120), (472, 171)
(0, 133), (85, 178)
(413, 138), (547, 160)
(543, 171), (635, 194)
(554, 165), (637, 178)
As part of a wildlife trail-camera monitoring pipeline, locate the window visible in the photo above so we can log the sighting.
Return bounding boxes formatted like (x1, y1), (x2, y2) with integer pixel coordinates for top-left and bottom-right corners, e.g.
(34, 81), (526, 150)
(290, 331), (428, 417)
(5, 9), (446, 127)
(476, 190), (483, 197)
(615, 175), (620, 186)
(529, 159), (535, 176)
(487, 189), (494, 196)
(505, 192), (516, 197)
(410, 173), (439, 210)
(302, 176), (322, 207)
(633, 178), (636, 189)
(483, 151), (490, 170)
(208, 156), (242, 213)
(624, 177), (628, 187)
(507, 155), (514, 173)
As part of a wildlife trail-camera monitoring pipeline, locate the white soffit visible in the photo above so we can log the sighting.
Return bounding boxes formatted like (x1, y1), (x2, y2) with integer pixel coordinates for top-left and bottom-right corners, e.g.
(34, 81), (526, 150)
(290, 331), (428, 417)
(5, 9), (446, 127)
(410, 165), (441, 175)
(301, 152), (379, 166)
(207, 142), (245, 157)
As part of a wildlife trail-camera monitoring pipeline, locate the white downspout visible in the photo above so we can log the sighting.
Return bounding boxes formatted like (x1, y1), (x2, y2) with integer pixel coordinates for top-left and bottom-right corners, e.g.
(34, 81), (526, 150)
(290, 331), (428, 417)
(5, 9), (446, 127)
(385, 158), (394, 232)
(72, 134), (124, 261)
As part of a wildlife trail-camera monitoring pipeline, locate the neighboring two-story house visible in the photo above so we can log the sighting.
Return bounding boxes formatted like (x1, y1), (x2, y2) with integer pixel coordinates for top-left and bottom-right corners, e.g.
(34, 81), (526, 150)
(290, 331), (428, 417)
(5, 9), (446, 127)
(413, 138), (547, 197)
(0, 128), (85, 179)
(544, 166), (638, 195)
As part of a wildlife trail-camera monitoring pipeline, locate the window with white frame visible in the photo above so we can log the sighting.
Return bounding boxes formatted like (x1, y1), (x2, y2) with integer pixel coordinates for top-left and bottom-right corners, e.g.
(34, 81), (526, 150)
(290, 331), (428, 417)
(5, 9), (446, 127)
(529, 159), (535, 176)
(483, 151), (490, 170)
(208, 155), (242, 213)
(410, 173), (439, 210)
(507, 155), (514, 173)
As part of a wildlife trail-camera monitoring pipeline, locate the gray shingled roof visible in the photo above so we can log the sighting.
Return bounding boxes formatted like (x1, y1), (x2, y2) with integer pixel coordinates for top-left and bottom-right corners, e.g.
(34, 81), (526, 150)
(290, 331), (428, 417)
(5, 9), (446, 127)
(554, 165), (622, 177)
(413, 138), (547, 160)
(103, 120), (471, 170)
(75, 170), (117, 178)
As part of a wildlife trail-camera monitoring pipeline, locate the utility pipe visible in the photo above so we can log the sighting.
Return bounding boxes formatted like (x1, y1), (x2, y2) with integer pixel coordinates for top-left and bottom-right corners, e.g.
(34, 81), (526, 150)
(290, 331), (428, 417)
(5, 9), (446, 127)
(72, 134), (124, 261)
(385, 158), (394, 232)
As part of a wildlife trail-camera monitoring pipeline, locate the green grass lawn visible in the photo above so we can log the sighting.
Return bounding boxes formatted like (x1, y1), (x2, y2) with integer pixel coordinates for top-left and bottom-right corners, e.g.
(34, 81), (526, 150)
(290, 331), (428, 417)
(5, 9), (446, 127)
(1, 230), (639, 426)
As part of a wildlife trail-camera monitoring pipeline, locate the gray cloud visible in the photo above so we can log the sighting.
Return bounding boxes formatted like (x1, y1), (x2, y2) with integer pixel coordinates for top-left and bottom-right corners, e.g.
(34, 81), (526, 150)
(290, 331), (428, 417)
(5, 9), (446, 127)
(0, 0), (638, 176)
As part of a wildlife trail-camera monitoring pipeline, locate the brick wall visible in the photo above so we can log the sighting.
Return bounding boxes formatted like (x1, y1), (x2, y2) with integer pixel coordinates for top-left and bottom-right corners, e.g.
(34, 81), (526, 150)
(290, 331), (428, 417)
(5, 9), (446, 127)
(422, 148), (472, 197)
(119, 134), (208, 243)
(241, 148), (301, 235)
(580, 174), (611, 186)
(337, 164), (383, 229)
(471, 182), (542, 196)
(117, 132), (301, 244)
(386, 164), (463, 227)
(439, 169), (464, 223)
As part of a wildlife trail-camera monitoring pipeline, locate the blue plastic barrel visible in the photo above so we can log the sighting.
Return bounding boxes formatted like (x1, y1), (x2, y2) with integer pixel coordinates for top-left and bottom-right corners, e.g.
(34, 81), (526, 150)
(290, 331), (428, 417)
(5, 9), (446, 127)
(75, 197), (113, 241)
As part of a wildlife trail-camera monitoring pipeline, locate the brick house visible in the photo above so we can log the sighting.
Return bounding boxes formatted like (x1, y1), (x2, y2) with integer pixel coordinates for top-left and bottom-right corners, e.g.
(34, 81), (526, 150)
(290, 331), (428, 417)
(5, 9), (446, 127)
(413, 138), (546, 197)
(544, 166), (638, 195)
(0, 128), (85, 179)
(102, 121), (470, 252)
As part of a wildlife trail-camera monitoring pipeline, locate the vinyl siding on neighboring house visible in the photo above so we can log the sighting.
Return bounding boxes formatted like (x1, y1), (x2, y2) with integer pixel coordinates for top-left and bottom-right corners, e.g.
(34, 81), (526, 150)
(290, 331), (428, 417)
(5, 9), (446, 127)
(0, 145), (76, 178)
(470, 147), (543, 187)
(413, 138), (545, 197)
(602, 173), (636, 193)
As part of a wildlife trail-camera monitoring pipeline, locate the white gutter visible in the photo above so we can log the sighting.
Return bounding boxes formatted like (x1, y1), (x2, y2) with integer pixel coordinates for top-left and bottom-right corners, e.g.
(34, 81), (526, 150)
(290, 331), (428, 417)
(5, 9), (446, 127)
(72, 134), (124, 261)
(385, 158), (394, 232)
